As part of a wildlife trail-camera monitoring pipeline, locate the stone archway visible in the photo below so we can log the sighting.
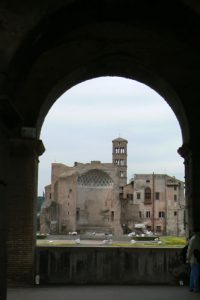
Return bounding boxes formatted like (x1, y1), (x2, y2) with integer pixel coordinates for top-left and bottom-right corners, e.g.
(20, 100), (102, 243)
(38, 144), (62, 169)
(0, 0), (200, 296)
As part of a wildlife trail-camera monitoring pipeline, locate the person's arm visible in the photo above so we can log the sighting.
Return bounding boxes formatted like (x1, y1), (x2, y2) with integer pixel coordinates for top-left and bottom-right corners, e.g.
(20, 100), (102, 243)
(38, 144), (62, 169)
(186, 239), (194, 262)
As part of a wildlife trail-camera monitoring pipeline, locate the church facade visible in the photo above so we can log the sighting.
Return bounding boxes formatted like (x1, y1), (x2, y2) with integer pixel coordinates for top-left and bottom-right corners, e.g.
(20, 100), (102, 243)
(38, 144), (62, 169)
(40, 137), (185, 236)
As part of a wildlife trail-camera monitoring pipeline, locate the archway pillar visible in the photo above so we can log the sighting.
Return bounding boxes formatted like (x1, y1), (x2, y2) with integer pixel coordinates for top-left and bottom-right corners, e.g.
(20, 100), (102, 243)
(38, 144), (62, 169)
(0, 131), (9, 299)
(178, 143), (200, 237)
(7, 137), (45, 286)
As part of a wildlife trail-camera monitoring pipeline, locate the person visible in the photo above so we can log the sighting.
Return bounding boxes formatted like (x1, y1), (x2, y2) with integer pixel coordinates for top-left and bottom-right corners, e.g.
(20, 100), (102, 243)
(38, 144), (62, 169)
(180, 242), (189, 265)
(186, 229), (200, 292)
(177, 239), (190, 285)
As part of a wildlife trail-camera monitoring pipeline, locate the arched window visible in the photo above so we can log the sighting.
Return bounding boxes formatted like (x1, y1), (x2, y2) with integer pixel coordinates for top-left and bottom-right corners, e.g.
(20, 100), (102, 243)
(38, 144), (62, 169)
(120, 159), (125, 165)
(120, 171), (124, 177)
(120, 147), (125, 153)
(115, 147), (119, 153)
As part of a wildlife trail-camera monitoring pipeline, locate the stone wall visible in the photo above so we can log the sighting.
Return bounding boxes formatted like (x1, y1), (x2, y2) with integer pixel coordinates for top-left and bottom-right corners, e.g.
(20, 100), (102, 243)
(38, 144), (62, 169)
(35, 247), (186, 285)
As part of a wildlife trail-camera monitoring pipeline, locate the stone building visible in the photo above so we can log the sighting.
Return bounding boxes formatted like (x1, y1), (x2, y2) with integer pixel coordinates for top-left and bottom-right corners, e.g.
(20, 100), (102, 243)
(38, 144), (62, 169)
(40, 137), (127, 235)
(121, 174), (185, 236)
(40, 137), (185, 236)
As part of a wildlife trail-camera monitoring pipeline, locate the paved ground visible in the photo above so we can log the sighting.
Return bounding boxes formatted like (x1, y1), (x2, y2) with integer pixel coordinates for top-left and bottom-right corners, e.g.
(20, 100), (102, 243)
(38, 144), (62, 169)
(7, 285), (200, 300)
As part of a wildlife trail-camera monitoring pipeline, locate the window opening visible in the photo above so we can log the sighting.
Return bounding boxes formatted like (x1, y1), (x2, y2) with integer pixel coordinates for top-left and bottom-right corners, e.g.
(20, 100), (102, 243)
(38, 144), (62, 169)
(155, 192), (160, 200)
(144, 187), (151, 204)
(159, 211), (165, 218)
(146, 211), (151, 218)
(137, 192), (141, 200)
(156, 226), (161, 232)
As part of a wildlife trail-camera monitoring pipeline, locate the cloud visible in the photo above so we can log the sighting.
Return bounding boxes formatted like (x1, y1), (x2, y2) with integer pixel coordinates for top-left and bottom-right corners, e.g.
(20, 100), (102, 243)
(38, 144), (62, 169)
(38, 77), (184, 195)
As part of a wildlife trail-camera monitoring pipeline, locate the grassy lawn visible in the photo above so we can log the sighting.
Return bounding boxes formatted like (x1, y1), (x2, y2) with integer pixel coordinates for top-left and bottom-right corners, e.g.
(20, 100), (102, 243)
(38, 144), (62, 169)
(111, 236), (186, 248)
(36, 236), (186, 248)
(159, 236), (186, 247)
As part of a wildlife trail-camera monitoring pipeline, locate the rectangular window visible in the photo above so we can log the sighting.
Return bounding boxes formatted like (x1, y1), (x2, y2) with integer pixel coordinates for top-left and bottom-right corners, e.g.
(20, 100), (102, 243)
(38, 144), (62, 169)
(139, 211), (142, 218)
(174, 211), (177, 216)
(159, 211), (165, 218)
(111, 211), (114, 222)
(146, 211), (151, 218)
(155, 192), (160, 200)
(174, 194), (177, 201)
(174, 186), (177, 191)
(127, 193), (133, 200)
(156, 226), (161, 232)
(137, 192), (141, 200)
(76, 208), (80, 221)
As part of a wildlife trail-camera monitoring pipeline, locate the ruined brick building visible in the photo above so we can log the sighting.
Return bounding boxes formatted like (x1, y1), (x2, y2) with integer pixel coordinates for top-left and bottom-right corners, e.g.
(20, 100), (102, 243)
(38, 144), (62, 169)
(40, 137), (185, 236)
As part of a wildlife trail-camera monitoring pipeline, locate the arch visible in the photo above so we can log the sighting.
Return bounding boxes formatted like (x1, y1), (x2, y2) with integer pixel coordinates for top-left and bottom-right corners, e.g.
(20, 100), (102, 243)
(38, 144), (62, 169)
(33, 60), (190, 143)
(4, 0), (198, 144)
(2, 0), (200, 290)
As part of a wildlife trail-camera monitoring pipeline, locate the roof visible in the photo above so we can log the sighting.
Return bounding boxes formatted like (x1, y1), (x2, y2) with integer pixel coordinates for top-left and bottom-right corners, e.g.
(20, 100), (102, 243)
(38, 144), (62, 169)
(112, 137), (128, 143)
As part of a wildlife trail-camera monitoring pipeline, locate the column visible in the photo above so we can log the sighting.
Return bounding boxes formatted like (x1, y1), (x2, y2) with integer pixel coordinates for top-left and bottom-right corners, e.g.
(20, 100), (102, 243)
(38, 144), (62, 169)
(0, 132), (9, 299)
(7, 138), (45, 285)
(178, 143), (200, 237)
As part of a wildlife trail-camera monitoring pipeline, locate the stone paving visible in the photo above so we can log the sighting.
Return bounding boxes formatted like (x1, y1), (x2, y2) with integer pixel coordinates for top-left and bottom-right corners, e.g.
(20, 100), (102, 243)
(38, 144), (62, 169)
(7, 285), (200, 300)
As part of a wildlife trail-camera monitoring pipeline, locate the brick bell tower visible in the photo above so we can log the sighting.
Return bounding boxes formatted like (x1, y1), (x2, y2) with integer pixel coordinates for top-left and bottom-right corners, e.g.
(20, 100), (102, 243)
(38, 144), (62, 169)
(112, 137), (128, 187)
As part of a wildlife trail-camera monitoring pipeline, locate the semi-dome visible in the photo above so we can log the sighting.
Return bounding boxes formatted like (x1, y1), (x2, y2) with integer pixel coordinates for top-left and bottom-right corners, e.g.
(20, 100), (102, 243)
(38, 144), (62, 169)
(77, 169), (113, 187)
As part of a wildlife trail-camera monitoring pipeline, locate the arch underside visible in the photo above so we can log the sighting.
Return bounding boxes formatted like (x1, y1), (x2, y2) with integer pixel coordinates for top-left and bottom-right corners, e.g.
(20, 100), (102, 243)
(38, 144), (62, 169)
(1, 0), (200, 292)
(2, 0), (200, 145)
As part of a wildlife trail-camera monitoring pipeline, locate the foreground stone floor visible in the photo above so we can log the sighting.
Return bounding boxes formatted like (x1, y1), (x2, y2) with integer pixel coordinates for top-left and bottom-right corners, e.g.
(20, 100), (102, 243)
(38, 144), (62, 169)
(7, 285), (200, 300)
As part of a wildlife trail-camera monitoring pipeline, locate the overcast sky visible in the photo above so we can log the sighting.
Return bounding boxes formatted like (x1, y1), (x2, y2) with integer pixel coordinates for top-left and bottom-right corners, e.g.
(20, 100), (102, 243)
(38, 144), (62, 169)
(38, 76), (184, 196)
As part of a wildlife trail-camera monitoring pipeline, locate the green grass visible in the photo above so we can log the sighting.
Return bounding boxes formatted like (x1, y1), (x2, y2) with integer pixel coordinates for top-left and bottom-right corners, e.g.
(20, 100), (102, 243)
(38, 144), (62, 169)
(36, 236), (186, 248)
(110, 243), (160, 247)
(159, 236), (186, 247)
(37, 240), (76, 247)
(111, 236), (186, 248)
